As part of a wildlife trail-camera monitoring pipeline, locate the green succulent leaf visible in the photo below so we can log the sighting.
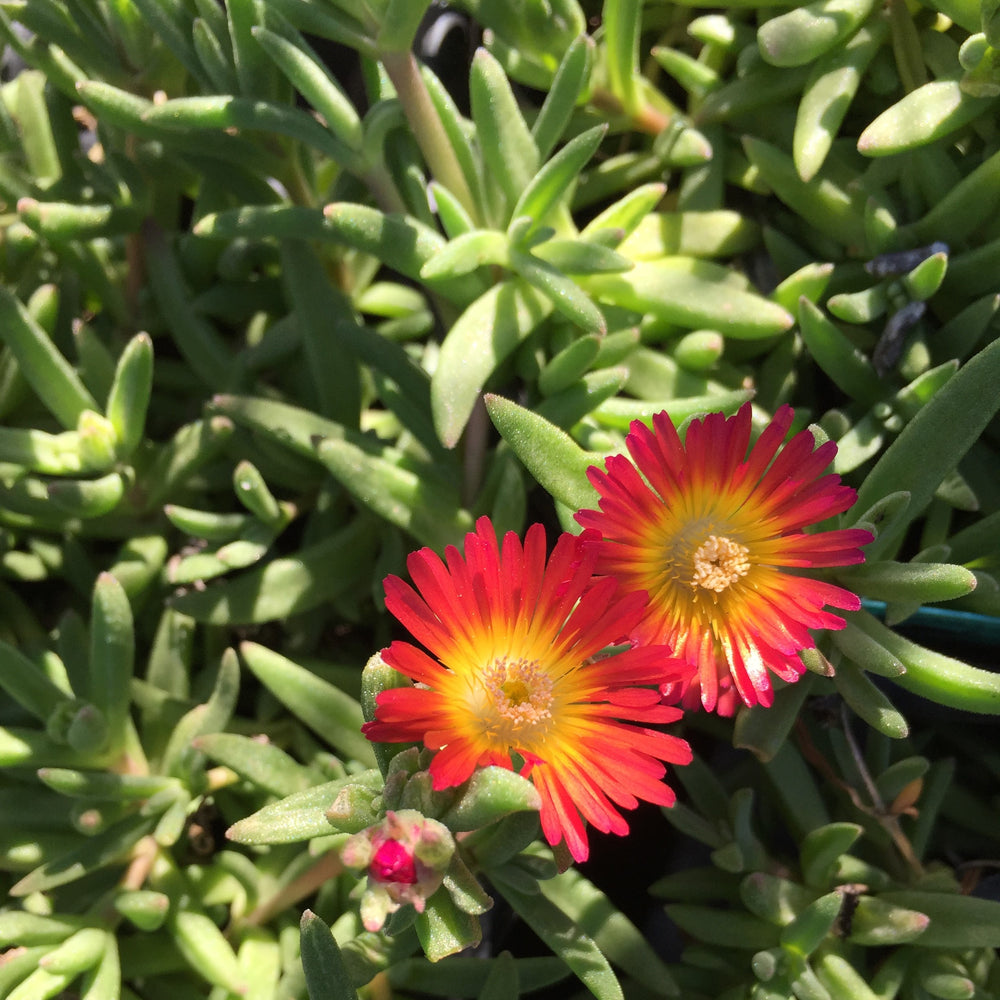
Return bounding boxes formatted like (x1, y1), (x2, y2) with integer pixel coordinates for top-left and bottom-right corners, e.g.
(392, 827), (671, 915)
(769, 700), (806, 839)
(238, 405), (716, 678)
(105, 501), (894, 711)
(0, 285), (98, 429)
(604, 0), (643, 115)
(618, 210), (759, 259)
(485, 394), (600, 512)
(10, 812), (156, 896)
(496, 880), (624, 1000)
(510, 125), (607, 238)
(740, 872), (817, 927)
(541, 868), (679, 995)
(757, 0), (879, 68)
(420, 229), (510, 279)
(585, 258), (794, 337)
(832, 660), (909, 738)
(469, 48), (539, 212)
(858, 80), (997, 155)
(300, 910), (360, 1000)
(431, 280), (552, 447)
(799, 823), (862, 888)
(170, 519), (379, 625)
(440, 767), (541, 832)
(0, 640), (70, 724)
(742, 135), (867, 249)
(815, 952), (884, 1000)
(855, 333), (1000, 557)
(839, 560), (977, 604)
(876, 892), (1000, 947)
(531, 34), (594, 160)
(192, 733), (313, 796)
(166, 906), (246, 995)
(846, 896), (931, 946)
(239, 642), (373, 765)
(509, 249), (606, 335)
(662, 904), (780, 949)
(415, 890), (483, 962)
(794, 20), (887, 180)
(315, 437), (473, 549)
(779, 891), (842, 957)
(87, 573), (134, 760)
(226, 772), (381, 845)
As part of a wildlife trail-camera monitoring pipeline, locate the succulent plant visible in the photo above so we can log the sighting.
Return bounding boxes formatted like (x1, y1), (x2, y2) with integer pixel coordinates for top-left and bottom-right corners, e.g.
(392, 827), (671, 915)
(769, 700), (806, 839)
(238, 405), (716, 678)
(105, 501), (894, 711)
(1, 0), (1000, 997)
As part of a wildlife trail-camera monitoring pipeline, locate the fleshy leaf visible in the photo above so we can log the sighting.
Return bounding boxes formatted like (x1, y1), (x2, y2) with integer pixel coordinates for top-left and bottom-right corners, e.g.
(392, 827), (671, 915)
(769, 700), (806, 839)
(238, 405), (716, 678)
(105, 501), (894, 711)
(485, 394), (600, 512)
(858, 80), (997, 156)
(300, 911), (360, 1000)
(855, 334), (1000, 557)
(496, 880), (625, 1000)
(239, 642), (374, 765)
(440, 767), (542, 832)
(431, 281), (552, 447)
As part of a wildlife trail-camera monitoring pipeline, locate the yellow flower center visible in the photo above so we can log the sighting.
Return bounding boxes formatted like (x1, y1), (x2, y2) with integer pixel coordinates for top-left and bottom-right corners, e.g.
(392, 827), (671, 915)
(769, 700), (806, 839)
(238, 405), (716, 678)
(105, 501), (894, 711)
(690, 534), (751, 593)
(478, 657), (554, 744)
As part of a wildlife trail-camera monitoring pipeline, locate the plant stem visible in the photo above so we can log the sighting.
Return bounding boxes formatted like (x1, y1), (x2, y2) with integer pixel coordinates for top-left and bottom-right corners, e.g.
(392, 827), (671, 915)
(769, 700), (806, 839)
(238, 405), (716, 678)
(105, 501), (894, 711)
(241, 850), (345, 928)
(379, 48), (478, 220)
(604, 0), (643, 116)
(840, 703), (923, 877)
(121, 835), (159, 892)
(887, 0), (927, 92)
(462, 394), (489, 508)
(590, 86), (674, 136)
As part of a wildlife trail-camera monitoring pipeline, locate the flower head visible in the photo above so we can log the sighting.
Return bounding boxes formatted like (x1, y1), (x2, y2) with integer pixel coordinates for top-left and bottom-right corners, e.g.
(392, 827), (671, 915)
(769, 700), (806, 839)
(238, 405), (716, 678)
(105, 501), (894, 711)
(362, 517), (692, 863)
(575, 404), (873, 715)
(341, 810), (454, 931)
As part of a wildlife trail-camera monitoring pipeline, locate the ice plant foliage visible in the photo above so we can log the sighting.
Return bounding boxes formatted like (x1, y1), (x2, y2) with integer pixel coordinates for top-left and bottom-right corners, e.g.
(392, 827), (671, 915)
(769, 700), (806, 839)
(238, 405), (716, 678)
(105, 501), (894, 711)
(362, 517), (692, 863)
(576, 404), (874, 715)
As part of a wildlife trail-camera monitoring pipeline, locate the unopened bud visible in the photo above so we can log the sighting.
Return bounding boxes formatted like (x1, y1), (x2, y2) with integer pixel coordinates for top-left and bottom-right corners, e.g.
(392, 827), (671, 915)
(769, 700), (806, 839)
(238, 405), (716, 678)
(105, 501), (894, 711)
(371, 840), (417, 884)
(341, 810), (455, 932)
(76, 410), (119, 470)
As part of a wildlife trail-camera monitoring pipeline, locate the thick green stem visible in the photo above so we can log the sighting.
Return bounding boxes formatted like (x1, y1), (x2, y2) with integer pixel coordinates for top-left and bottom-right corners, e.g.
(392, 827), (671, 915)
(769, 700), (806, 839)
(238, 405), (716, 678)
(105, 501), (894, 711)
(462, 395), (489, 509)
(604, 0), (643, 116)
(590, 85), (673, 136)
(888, 0), (927, 92)
(241, 851), (344, 928)
(380, 49), (477, 219)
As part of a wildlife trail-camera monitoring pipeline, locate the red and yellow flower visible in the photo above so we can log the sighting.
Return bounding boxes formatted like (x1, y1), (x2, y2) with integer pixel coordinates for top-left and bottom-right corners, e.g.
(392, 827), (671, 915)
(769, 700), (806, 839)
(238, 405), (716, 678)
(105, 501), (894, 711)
(362, 517), (692, 863)
(576, 404), (873, 715)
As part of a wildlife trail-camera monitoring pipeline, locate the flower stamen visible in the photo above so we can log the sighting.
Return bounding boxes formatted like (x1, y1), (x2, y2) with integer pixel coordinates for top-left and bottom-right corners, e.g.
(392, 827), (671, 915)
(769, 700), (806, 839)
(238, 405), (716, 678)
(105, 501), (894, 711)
(691, 535), (751, 593)
(481, 657), (553, 731)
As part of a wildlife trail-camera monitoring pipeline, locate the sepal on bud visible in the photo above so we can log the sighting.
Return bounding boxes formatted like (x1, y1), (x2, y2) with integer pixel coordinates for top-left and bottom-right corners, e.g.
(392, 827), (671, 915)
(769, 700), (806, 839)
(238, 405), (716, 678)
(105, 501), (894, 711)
(377, 747), (457, 819)
(326, 783), (382, 834)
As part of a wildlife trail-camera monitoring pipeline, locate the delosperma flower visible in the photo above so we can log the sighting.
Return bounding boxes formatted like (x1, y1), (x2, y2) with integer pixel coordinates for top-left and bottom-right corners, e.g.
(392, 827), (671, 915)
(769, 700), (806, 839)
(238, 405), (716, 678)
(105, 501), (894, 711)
(362, 517), (692, 863)
(576, 404), (874, 716)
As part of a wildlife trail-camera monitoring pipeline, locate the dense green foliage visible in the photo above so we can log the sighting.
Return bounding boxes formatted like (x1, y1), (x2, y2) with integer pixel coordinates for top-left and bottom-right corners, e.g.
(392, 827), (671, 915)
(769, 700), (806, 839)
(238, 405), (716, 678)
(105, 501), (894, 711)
(2, 0), (1000, 997)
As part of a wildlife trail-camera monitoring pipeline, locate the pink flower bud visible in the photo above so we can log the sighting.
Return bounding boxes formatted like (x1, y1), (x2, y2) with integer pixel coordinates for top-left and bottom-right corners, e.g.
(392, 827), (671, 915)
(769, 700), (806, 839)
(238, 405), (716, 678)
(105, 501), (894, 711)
(370, 838), (418, 885)
(340, 810), (455, 932)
